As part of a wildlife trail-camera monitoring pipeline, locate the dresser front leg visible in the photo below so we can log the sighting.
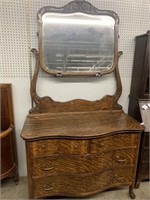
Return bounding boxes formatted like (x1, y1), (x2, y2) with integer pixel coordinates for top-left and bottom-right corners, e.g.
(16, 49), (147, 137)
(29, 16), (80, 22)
(129, 186), (136, 199)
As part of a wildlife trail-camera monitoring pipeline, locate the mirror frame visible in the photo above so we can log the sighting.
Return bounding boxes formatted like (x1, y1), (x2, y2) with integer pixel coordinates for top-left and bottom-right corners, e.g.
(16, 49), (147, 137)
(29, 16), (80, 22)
(37, 0), (119, 76)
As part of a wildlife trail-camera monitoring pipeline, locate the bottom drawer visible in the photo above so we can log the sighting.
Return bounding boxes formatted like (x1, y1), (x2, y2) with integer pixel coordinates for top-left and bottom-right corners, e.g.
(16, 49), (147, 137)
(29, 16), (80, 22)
(32, 167), (134, 198)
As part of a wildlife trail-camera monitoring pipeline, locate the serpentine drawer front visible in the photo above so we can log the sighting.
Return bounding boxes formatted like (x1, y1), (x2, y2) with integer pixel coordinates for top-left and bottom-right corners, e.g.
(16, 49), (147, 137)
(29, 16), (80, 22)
(21, 111), (143, 199)
(90, 134), (138, 153)
(29, 139), (88, 156)
(24, 132), (141, 199)
(29, 133), (138, 156)
(31, 148), (136, 177)
(32, 167), (134, 198)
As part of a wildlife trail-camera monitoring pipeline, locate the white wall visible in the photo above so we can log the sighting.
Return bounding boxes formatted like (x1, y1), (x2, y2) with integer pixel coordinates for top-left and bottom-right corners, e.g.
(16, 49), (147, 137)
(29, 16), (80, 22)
(1, 0), (150, 176)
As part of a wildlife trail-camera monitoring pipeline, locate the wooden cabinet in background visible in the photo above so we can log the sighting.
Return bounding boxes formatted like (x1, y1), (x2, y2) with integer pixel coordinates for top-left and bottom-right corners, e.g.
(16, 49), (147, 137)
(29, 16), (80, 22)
(0, 84), (18, 183)
(128, 31), (150, 188)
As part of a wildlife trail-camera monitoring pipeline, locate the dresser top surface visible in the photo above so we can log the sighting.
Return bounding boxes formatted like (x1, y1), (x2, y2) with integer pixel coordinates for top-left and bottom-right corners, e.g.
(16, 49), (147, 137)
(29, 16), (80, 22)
(21, 110), (143, 141)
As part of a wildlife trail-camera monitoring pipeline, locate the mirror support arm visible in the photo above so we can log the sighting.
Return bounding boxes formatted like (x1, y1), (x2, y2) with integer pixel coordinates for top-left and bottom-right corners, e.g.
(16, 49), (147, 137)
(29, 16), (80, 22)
(29, 48), (41, 113)
(113, 51), (123, 106)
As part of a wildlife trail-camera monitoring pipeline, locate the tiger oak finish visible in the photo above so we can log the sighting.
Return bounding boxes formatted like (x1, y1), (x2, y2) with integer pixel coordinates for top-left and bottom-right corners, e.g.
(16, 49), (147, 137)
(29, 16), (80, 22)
(31, 148), (136, 177)
(21, 111), (143, 199)
(32, 167), (135, 198)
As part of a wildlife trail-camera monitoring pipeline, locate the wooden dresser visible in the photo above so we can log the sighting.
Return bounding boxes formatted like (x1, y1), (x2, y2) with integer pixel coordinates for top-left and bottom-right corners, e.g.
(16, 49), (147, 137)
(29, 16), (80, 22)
(21, 1), (144, 198)
(21, 110), (143, 199)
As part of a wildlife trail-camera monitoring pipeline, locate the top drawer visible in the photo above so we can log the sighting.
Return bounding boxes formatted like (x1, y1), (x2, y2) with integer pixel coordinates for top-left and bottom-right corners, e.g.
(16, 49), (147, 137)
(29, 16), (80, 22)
(90, 134), (138, 154)
(29, 139), (88, 157)
(28, 133), (138, 157)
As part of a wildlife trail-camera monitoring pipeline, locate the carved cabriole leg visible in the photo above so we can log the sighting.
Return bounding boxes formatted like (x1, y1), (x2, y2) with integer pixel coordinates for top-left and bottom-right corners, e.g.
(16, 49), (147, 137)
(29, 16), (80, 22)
(129, 186), (136, 199)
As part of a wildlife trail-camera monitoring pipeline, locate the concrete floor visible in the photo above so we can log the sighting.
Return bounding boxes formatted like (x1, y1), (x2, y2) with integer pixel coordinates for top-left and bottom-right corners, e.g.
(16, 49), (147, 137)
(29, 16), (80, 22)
(0, 177), (150, 200)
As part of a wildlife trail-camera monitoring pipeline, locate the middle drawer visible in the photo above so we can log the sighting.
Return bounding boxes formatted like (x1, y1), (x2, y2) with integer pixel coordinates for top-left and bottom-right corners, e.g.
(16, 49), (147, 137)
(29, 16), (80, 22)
(31, 148), (136, 177)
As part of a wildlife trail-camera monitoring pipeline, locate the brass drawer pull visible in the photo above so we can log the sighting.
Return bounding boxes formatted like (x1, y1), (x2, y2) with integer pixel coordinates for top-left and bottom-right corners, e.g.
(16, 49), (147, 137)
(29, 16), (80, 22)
(43, 164), (54, 171)
(114, 174), (124, 181)
(100, 143), (104, 147)
(43, 184), (54, 191)
(40, 144), (47, 149)
(74, 144), (78, 149)
(116, 155), (126, 163)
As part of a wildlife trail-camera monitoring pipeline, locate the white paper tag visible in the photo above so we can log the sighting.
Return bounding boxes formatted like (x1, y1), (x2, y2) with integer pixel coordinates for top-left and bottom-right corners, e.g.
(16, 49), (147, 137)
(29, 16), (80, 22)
(142, 104), (148, 110)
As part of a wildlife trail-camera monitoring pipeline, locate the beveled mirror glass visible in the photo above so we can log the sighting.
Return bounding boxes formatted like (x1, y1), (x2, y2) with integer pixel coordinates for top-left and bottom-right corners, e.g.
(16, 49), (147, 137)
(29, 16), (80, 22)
(38, 0), (119, 76)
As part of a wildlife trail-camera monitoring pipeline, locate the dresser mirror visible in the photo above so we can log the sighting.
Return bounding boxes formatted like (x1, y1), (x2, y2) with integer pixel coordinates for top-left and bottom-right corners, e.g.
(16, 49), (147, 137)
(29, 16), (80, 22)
(38, 0), (119, 76)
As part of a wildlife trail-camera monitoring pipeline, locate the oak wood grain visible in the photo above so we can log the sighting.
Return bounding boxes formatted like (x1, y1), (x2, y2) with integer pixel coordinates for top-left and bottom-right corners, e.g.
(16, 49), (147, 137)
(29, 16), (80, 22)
(32, 167), (134, 198)
(31, 148), (136, 177)
(21, 111), (143, 141)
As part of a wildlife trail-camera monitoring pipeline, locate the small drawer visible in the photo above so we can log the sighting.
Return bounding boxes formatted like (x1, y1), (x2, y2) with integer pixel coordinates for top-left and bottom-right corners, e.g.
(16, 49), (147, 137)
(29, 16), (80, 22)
(90, 134), (138, 154)
(29, 139), (88, 157)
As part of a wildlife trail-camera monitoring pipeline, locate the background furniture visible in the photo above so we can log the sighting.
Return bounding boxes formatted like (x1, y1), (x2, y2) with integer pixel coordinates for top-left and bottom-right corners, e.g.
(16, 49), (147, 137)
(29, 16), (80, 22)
(128, 30), (150, 188)
(21, 1), (143, 199)
(0, 84), (18, 183)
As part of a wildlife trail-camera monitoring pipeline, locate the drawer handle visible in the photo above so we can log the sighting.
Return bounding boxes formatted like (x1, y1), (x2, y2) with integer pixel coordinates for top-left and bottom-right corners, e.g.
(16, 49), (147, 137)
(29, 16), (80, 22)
(114, 174), (124, 181)
(43, 184), (54, 191)
(116, 156), (126, 163)
(74, 145), (78, 149)
(43, 164), (54, 171)
(100, 143), (104, 147)
(39, 144), (47, 149)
